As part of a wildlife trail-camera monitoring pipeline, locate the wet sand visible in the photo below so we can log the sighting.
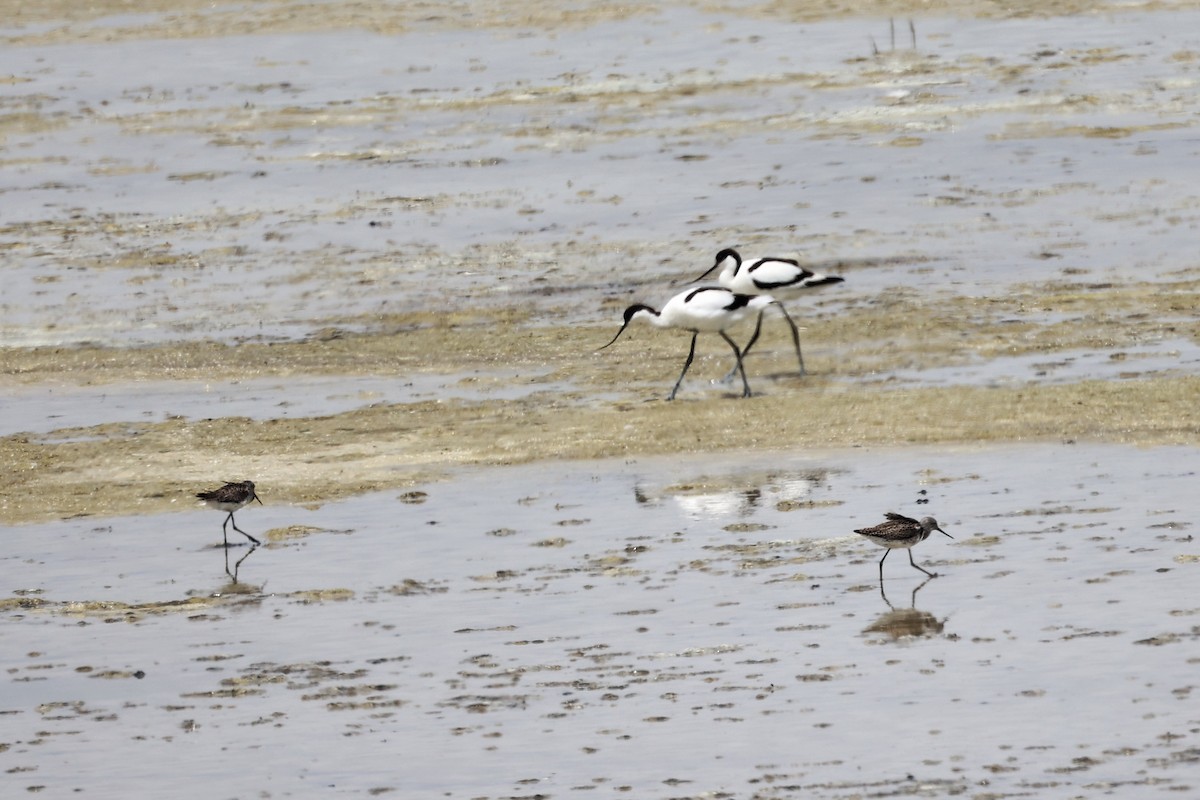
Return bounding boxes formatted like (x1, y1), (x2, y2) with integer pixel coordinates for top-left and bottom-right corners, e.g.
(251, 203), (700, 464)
(4, 281), (1200, 523)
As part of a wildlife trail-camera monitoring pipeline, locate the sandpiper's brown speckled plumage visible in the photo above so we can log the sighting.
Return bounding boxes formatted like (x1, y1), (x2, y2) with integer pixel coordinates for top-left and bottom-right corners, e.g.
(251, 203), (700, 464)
(196, 480), (263, 547)
(855, 512), (952, 579)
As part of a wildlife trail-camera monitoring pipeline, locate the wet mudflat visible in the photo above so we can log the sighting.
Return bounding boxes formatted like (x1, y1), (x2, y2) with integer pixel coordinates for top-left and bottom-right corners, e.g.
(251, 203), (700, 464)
(4, 444), (1200, 798)
(5, 0), (1200, 521)
(4, 0), (1200, 797)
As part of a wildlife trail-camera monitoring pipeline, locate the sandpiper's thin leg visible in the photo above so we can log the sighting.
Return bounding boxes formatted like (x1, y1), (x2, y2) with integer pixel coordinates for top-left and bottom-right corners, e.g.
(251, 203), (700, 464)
(878, 549), (891, 581)
(720, 331), (751, 397)
(229, 514), (261, 546)
(775, 303), (806, 375)
(669, 333), (699, 400)
(908, 548), (936, 578)
(221, 512), (233, 548)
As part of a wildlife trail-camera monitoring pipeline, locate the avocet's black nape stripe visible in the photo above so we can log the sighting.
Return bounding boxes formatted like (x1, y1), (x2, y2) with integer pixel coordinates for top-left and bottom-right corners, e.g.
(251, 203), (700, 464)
(623, 303), (656, 324)
(714, 247), (740, 268)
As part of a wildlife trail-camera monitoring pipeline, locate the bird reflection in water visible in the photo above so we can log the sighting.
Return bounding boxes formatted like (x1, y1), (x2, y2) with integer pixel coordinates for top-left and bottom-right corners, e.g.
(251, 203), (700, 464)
(862, 577), (946, 642)
(633, 469), (829, 520)
(223, 542), (260, 585)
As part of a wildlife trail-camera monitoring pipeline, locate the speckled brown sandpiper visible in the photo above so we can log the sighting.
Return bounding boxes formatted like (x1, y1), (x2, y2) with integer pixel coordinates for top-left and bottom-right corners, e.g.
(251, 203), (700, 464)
(855, 512), (952, 579)
(196, 480), (263, 547)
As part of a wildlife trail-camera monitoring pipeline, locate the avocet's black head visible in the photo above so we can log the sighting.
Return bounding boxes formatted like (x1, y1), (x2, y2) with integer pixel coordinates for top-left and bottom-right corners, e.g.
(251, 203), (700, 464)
(686, 247), (741, 285)
(714, 248), (741, 267)
(598, 303), (656, 350)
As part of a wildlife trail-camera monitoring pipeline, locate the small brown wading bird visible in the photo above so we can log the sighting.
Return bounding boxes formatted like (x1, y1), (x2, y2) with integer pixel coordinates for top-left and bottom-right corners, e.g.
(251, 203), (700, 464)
(196, 480), (263, 547)
(855, 512), (952, 580)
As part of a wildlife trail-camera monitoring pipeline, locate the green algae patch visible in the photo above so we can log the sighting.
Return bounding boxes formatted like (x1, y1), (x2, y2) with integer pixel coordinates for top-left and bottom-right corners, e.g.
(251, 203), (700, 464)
(266, 525), (329, 542)
(0, 596), (225, 623)
(288, 589), (355, 603)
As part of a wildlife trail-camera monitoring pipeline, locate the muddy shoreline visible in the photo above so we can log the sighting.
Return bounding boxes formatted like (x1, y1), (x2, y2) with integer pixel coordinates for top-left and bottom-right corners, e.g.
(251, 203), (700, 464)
(5, 273), (1200, 524)
(4, 296), (1199, 524)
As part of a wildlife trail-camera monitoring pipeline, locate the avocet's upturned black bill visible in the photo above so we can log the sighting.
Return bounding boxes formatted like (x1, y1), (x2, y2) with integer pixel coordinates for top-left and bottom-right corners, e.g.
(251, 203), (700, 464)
(854, 512), (952, 580)
(196, 480), (263, 547)
(689, 248), (844, 375)
(599, 286), (775, 400)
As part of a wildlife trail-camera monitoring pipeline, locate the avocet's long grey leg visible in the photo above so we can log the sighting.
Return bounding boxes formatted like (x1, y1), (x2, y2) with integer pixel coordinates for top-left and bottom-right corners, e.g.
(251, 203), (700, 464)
(720, 311), (765, 384)
(723, 303), (805, 381)
(775, 303), (806, 376)
(719, 331), (752, 398)
(669, 332), (700, 401)
(741, 311), (765, 361)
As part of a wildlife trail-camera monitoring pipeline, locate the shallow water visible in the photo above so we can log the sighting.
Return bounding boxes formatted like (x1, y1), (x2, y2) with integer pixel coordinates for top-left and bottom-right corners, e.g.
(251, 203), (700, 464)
(871, 337), (1200, 388)
(3, 443), (1199, 798)
(0, 368), (554, 437)
(4, 8), (1200, 345)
